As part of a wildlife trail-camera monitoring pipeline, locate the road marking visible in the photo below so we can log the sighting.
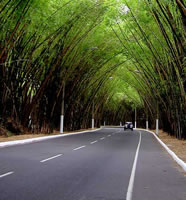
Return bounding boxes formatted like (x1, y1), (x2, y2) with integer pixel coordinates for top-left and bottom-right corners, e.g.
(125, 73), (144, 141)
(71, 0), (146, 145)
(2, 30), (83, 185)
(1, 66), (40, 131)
(40, 154), (62, 163)
(73, 145), (86, 151)
(108, 129), (121, 136)
(0, 171), (14, 178)
(107, 135), (111, 137)
(116, 129), (121, 133)
(100, 137), (105, 140)
(126, 131), (141, 200)
(90, 140), (97, 144)
(113, 129), (121, 134)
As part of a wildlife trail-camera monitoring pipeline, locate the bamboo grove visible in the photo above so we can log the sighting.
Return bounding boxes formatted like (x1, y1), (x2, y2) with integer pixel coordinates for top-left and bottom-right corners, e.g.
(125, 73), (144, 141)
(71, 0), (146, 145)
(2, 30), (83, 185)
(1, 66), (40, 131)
(0, 0), (185, 139)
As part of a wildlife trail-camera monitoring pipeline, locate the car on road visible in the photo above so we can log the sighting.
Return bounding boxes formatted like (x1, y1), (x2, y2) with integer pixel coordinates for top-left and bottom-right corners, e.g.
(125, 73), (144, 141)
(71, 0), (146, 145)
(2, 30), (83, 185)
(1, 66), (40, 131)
(124, 122), (133, 131)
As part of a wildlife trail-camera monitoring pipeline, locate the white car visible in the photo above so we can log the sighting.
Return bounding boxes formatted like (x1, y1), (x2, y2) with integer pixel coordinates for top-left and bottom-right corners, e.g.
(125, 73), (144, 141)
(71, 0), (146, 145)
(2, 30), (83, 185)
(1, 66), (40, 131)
(124, 122), (133, 131)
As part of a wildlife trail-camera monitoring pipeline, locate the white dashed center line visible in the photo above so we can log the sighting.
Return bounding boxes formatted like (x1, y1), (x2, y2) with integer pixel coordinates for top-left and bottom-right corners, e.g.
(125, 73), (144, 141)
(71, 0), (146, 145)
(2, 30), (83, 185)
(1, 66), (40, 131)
(108, 135), (111, 137)
(73, 145), (86, 151)
(90, 140), (97, 144)
(40, 154), (63, 163)
(100, 137), (105, 140)
(0, 171), (14, 178)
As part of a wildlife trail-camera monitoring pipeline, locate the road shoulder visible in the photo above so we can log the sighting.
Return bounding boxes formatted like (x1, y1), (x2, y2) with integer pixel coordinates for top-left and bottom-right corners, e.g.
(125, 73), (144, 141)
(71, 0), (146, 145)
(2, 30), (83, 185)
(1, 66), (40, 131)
(133, 131), (186, 200)
(137, 129), (186, 173)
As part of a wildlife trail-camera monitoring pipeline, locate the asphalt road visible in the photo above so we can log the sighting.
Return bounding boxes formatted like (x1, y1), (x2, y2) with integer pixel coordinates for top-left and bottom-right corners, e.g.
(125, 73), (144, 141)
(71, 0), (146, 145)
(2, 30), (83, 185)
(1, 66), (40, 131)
(0, 128), (185, 200)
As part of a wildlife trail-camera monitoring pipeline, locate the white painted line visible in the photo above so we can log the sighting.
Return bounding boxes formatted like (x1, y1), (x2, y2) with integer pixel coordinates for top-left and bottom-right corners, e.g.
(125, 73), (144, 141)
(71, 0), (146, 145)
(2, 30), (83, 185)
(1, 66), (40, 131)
(90, 140), (97, 144)
(111, 129), (121, 136)
(126, 131), (141, 200)
(108, 135), (111, 137)
(114, 129), (121, 134)
(73, 145), (86, 151)
(100, 137), (105, 140)
(0, 171), (14, 178)
(103, 127), (121, 129)
(40, 154), (62, 163)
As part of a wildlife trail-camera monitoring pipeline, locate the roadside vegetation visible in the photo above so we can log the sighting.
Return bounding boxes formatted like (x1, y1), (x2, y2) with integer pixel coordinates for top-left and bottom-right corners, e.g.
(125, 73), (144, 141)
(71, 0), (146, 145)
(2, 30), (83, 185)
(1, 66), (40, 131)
(0, 0), (185, 139)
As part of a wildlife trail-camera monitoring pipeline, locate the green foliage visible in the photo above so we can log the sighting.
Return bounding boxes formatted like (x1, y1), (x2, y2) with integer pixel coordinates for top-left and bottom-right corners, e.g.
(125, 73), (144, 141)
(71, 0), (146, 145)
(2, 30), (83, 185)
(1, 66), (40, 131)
(0, 0), (185, 138)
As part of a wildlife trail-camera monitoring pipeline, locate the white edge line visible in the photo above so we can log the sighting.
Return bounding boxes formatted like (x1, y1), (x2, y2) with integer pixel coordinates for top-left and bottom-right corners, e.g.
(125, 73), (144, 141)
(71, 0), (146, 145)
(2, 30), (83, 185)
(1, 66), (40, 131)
(137, 129), (186, 172)
(0, 171), (14, 178)
(90, 141), (97, 144)
(73, 145), (86, 151)
(0, 128), (102, 148)
(40, 154), (62, 163)
(126, 131), (141, 200)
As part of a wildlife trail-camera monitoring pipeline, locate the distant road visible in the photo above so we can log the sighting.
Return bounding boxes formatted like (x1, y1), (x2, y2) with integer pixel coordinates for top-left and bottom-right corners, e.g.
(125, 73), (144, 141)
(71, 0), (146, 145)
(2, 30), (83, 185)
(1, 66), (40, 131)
(0, 128), (185, 200)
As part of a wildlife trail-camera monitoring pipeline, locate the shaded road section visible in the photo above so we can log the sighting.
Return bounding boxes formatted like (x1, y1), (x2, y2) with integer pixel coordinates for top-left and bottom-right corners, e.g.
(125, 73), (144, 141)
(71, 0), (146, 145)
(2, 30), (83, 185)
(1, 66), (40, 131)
(0, 128), (185, 200)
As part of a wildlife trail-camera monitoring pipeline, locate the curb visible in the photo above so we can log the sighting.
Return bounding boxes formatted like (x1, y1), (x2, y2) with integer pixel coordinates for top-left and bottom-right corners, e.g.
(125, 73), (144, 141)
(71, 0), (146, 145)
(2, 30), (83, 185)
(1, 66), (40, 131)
(0, 128), (101, 148)
(137, 129), (186, 172)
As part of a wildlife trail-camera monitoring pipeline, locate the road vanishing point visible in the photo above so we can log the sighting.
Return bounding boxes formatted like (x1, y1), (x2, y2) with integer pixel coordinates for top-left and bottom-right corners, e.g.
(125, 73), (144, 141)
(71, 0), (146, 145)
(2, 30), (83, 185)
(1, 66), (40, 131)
(0, 128), (185, 200)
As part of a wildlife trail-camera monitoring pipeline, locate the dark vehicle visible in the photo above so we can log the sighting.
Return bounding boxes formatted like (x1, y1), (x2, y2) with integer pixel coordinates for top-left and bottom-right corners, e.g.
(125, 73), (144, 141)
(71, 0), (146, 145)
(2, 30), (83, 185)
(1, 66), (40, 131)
(124, 122), (133, 131)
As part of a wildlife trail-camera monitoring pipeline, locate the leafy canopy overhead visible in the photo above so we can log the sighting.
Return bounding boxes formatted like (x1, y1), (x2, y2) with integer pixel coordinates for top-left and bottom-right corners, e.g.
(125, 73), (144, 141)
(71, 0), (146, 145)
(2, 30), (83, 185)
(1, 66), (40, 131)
(0, 0), (185, 137)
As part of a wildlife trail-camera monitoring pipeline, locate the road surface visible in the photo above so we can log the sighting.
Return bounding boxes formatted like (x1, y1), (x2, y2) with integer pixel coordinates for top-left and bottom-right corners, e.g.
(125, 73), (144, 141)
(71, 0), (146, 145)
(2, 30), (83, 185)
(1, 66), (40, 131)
(0, 128), (185, 200)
